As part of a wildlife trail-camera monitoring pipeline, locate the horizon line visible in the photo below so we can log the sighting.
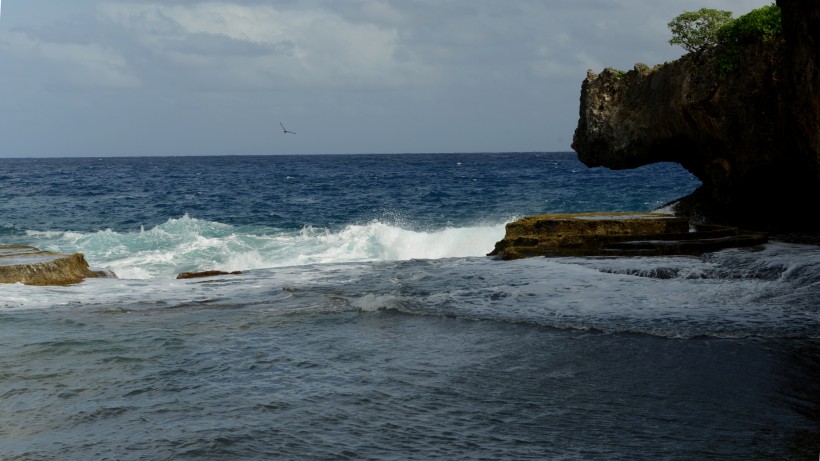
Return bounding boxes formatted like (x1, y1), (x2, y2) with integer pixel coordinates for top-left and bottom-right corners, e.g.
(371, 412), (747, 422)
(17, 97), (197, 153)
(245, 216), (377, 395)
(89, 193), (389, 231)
(0, 151), (577, 160)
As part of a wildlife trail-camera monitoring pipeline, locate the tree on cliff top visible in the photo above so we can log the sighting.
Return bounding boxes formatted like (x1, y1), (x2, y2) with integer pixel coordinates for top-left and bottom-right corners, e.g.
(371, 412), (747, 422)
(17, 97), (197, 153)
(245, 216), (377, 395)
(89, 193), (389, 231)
(668, 8), (733, 53)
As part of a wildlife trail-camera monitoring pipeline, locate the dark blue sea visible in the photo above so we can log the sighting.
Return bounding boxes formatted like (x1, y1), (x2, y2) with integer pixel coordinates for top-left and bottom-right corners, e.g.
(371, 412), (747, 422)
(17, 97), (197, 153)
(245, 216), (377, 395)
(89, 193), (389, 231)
(1, 153), (818, 460)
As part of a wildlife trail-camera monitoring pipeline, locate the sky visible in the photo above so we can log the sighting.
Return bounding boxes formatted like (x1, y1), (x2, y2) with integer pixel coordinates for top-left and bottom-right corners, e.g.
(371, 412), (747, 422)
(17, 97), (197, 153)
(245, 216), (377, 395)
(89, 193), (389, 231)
(0, 1), (771, 157)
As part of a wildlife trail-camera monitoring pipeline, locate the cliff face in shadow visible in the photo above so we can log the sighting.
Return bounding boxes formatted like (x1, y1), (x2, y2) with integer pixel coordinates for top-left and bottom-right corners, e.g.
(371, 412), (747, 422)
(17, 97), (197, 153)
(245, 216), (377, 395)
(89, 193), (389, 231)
(779, 0), (820, 185)
(571, 0), (819, 232)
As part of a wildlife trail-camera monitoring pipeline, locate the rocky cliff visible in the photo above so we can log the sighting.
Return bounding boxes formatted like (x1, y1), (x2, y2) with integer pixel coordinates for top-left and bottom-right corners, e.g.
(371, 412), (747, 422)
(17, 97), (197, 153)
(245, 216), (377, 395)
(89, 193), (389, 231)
(572, 0), (820, 233)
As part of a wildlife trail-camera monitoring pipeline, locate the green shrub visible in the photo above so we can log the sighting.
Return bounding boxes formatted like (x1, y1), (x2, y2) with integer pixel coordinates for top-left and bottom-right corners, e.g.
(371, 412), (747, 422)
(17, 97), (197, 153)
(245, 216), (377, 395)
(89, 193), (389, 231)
(607, 68), (626, 80)
(716, 3), (782, 46)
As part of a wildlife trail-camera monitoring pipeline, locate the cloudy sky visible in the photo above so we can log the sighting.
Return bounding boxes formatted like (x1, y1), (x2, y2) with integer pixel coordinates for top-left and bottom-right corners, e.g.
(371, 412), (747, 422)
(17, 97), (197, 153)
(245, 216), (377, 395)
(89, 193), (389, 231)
(0, 1), (770, 157)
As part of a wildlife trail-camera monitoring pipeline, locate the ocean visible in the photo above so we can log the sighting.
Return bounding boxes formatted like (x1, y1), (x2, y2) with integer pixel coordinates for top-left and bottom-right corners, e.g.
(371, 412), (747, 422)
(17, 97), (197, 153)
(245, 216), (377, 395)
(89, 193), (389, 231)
(1, 152), (818, 460)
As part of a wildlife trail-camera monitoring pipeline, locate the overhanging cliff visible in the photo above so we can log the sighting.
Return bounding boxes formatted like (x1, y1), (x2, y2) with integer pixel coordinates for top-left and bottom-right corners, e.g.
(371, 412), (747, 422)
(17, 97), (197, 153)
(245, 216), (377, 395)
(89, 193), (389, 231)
(571, 0), (820, 232)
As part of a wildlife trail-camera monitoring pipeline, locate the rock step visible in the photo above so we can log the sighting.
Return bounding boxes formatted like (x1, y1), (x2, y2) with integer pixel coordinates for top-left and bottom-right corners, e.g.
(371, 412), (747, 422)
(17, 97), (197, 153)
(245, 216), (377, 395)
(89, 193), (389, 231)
(0, 245), (107, 285)
(602, 233), (769, 256)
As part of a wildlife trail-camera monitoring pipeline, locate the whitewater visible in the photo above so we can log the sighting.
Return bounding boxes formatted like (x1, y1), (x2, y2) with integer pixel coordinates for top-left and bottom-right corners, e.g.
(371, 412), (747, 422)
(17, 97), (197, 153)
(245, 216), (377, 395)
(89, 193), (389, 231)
(22, 215), (507, 279)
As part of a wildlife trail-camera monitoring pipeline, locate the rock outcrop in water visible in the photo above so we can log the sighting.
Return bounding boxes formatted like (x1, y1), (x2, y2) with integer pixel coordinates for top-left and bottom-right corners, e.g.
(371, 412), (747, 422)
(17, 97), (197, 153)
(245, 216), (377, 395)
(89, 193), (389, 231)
(489, 212), (767, 260)
(0, 245), (105, 285)
(571, 0), (820, 233)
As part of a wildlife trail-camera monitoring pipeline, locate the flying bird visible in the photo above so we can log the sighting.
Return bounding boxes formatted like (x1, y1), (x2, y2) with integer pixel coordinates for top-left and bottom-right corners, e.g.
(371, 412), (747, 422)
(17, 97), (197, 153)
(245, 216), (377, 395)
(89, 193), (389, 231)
(280, 123), (295, 134)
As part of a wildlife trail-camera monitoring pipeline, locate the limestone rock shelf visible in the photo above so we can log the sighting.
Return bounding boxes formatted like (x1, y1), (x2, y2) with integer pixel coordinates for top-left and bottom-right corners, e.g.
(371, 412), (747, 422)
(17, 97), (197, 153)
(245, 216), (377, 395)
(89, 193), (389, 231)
(489, 212), (767, 260)
(0, 245), (109, 285)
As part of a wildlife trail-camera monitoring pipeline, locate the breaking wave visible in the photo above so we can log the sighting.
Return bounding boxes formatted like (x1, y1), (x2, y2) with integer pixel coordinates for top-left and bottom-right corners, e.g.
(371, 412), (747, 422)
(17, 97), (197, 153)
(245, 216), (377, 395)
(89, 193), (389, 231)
(25, 214), (509, 279)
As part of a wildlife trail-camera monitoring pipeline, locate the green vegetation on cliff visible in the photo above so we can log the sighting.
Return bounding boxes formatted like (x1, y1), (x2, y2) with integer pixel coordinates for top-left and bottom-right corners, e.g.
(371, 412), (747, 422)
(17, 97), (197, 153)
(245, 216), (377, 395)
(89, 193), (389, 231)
(668, 8), (733, 53)
(668, 4), (782, 54)
(715, 4), (783, 76)
(716, 4), (782, 46)
(668, 4), (783, 76)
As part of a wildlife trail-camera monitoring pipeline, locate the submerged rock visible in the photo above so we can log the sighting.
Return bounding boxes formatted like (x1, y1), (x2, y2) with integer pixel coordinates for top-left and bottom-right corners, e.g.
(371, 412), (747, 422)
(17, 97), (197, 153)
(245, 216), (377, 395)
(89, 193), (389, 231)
(489, 212), (767, 260)
(177, 270), (242, 280)
(0, 245), (107, 285)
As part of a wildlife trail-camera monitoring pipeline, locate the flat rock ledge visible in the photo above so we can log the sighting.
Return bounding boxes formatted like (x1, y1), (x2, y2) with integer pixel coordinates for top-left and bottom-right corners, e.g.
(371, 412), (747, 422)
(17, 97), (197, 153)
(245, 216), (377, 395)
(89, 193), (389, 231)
(0, 245), (105, 285)
(488, 212), (768, 260)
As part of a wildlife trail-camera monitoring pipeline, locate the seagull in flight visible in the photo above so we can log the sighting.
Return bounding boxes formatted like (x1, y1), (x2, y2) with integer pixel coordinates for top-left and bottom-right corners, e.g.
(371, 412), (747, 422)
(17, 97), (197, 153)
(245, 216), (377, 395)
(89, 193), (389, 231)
(280, 122), (295, 134)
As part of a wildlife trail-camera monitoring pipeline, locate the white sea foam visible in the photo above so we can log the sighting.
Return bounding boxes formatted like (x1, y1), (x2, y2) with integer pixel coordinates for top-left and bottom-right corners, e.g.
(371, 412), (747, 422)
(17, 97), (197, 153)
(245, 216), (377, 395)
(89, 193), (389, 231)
(24, 215), (508, 279)
(2, 240), (818, 340)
